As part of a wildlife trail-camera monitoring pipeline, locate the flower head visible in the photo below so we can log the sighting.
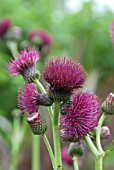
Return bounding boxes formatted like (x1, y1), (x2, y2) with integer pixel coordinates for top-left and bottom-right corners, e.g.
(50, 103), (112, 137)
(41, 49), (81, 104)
(18, 83), (38, 114)
(18, 83), (52, 114)
(111, 21), (114, 46)
(28, 29), (52, 46)
(60, 91), (101, 141)
(43, 57), (86, 102)
(7, 48), (39, 82)
(0, 18), (12, 37)
(61, 147), (73, 165)
(43, 57), (86, 92)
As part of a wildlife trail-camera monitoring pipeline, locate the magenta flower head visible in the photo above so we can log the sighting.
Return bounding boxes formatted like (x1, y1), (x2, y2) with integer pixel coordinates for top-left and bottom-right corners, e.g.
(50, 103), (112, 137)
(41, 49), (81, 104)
(18, 83), (38, 115)
(28, 29), (52, 47)
(18, 83), (53, 115)
(61, 147), (73, 165)
(7, 48), (40, 83)
(111, 21), (114, 47)
(18, 84), (48, 135)
(43, 57), (87, 102)
(0, 18), (12, 37)
(60, 91), (101, 142)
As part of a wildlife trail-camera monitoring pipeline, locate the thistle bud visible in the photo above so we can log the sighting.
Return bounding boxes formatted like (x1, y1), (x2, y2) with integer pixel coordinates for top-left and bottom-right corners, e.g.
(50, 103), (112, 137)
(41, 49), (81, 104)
(68, 142), (84, 157)
(91, 126), (110, 140)
(26, 112), (48, 135)
(5, 26), (22, 40)
(102, 93), (114, 115)
(37, 93), (53, 106)
(22, 66), (40, 83)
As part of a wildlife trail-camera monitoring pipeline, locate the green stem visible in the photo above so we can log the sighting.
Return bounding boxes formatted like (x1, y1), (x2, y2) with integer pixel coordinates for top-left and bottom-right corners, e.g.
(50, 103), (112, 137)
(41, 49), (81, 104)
(84, 135), (100, 158)
(42, 134), (56, 170)
(96, 113), (107, 153)
(53, 103), (62, 170)
(32, 134), (40, 170)
(35, 79), (53, 119)
(95, 156), (103, 170)
(73, 156), (79, 170)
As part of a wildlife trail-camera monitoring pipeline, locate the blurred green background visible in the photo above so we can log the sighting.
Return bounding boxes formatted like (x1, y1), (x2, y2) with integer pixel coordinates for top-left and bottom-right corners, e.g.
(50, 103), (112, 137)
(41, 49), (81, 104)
(0, 0), (114, 169)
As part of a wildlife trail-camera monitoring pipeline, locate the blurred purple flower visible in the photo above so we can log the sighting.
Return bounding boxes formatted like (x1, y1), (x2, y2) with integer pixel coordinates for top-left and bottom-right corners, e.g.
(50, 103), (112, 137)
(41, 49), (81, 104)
(111, 21), (114, 46)
(60, 91), (101, 141)
(18, 83), (38, 114)
(61, 147), (73, 165)
(28, 29), (52, 46)
(0, 18), (12, 37)
(7, 48), (39, 76)
(43, 57), (87, 93)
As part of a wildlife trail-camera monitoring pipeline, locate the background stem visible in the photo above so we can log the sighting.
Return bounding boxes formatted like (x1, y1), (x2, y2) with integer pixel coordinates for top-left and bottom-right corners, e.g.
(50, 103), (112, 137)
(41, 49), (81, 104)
(32, 134), (40, 170)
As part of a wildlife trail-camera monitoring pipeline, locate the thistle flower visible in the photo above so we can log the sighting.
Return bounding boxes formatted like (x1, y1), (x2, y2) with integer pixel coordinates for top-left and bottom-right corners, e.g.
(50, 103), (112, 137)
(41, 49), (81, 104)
(60, 91), (101, 142)
(18, 83), (38, 114)
(0, 18), (12, 37)
(61, 147), (73, 165)
(111, 21), (114, 46)
(28, 29), (52, 47)
(18, 83), (53, 115)
(7, 48), (40, 82)
(102, 93), (114, 115)
(27, 112), (48, 135)
(43, 57), (86, 102)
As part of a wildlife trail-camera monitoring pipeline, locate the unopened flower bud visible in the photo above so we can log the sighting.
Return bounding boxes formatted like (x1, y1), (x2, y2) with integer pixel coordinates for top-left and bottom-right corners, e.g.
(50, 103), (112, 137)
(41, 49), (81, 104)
(26, 112), (48, 135)
(91, 126), (110, 140)
(22, 66), (40, 83)
(37, 93), (53, 106)
(68, 142), (84, 157)
(5, 26), (22, 40)
(100, 126), (110, 139)
(102, 93), (114, 115)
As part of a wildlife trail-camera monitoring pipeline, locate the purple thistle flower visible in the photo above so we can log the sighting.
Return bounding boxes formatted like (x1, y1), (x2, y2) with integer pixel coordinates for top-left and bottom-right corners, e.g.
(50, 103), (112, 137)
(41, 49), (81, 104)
(7, 48), (39, 76)
(28, 29), (52, 46)
(43, 57), (86, 93)
(0, 18), (12, 37)
(60, 91), (101, 142)
(111, 21), (114, 46)
(61, 147), (73, 165)
(18, 83), (38, 114)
